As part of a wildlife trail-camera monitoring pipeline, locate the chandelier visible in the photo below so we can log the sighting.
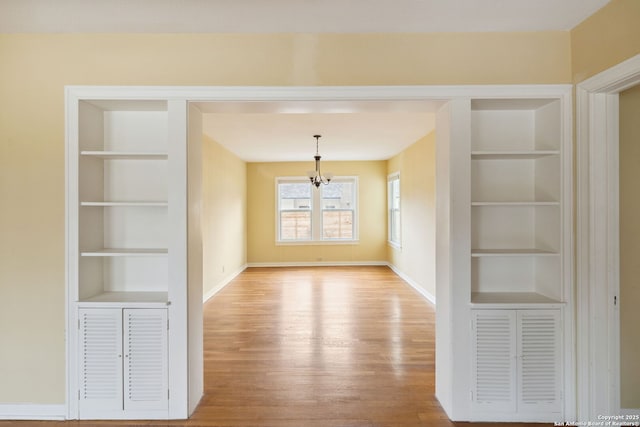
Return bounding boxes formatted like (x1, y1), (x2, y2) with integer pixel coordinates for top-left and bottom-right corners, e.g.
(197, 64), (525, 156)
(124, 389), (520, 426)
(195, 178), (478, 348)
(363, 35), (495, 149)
(307, 134), (333, 188)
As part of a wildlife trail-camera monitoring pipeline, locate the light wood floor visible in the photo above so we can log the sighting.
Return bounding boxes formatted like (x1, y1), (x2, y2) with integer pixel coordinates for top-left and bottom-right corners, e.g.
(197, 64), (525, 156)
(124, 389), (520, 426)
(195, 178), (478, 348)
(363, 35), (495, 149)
(2, 266), (547, 427)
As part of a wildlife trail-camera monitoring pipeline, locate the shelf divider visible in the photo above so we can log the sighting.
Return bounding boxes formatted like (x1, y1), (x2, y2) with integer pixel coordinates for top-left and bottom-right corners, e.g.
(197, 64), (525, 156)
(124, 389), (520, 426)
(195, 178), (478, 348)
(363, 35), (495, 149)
(81, 201), (168, 207)
(470, 291), (563, 307)
(471, 201), (559, 206)
(80, 248), (168, 257)
(80, 150), (168, 160)
(471, 150), (559, 160)
(471, 248), (559, 257)
(78, 291), (169, 307)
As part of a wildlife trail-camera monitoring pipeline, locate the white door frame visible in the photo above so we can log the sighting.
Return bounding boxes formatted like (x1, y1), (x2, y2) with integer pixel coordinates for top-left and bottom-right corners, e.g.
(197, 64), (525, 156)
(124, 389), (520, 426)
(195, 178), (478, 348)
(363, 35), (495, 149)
(576, 53), (640, 421)
(66, 84), (574, 421)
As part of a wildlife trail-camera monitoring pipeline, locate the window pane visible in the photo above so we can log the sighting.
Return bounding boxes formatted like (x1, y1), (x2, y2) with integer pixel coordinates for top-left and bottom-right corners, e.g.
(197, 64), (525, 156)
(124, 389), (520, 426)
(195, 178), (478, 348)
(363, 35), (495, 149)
(279, 183), (311, 210)
(388, 175), (400, 245)
(390, 209), (400, 243)
(322, 210), (353, 239)
(279, 182), (312, 241)
(391, 179), (400, 209)
(322, 182), (354, 209)
(321, 181), (355, 239)
(280, 211), (311, 240)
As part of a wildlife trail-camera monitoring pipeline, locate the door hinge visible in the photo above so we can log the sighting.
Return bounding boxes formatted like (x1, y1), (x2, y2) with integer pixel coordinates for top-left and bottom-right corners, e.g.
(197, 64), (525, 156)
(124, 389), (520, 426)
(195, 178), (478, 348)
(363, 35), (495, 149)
(614, 295), (617, 306)
(167, 318), (170, 330)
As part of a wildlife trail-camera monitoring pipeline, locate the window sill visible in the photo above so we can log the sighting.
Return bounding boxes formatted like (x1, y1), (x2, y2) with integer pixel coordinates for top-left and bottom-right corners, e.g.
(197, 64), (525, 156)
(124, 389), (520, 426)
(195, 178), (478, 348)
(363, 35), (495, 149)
(276, 240), (360, 246)
(387, 241), (402, 250)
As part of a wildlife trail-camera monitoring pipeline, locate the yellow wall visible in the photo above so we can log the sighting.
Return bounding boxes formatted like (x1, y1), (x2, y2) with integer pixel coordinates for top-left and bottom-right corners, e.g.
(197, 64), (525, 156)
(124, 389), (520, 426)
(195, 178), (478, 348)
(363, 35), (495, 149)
(247, 161), (387, 264)
(619, 84), (640, 409)
(0, 30), (573, 403)
(202, 136), (247, 297)
(387, 133), (437, 299)
(571, 0), (640, 83)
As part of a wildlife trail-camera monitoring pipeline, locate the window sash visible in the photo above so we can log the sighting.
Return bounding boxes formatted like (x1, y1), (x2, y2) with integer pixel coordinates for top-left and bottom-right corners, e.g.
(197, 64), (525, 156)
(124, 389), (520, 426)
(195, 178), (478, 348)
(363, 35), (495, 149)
(321, 208), (354, 240)
(279, 209), (312, 241)
(388, 174), (401, 246)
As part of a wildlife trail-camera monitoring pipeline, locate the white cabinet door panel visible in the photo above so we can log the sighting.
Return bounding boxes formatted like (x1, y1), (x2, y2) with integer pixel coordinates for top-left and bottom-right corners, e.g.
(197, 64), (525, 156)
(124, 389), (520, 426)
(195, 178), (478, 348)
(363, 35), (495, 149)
(517, 309), (562, 413)
(472, 310), (517, 412)
(79, 308), (123, 417)
(124, 308), (168, 412)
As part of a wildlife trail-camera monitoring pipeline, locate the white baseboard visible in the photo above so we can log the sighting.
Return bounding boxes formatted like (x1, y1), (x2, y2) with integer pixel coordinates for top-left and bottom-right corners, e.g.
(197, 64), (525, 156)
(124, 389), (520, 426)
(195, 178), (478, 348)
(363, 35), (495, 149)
(246, 261), (388, 268)
(203, 264), (247, 303)
(388, 263), (436, 305)
(0, 404), (66, 420)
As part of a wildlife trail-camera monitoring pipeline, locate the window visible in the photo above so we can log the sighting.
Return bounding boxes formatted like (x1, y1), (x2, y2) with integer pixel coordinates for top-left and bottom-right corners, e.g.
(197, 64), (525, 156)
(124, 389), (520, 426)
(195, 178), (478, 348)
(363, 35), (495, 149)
(388, 173), (401, 247)
(277, 177), (358, 243)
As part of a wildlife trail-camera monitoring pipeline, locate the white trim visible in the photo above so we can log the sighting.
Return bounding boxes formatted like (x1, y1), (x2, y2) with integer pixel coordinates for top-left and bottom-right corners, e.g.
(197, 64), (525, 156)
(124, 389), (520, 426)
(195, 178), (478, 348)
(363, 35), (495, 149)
(66, 84), (573, 102)
(203, 264), (247, 303)
(0, 404), (66, 420)
(576, 53), (640, 422)
(388, 263), (436, 305)
(560, 88), (577, 424)
(578, 55), (640, 93)
(466, 411), (562, 423)
(276, 240), (361, 246)
(247, 261), (388, 268)
(64, 88), (80, 420)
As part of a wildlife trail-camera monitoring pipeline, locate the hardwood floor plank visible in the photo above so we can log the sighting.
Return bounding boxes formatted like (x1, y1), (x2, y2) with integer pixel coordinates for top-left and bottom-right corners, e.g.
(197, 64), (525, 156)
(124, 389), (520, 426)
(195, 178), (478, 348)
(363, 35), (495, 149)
(0, 266), (549, 427)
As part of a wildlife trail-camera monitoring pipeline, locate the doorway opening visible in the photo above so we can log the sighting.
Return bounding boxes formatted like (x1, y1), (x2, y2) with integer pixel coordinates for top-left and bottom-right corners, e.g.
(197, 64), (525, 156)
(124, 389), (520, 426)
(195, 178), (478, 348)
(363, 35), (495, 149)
(576, 53), (640, 419)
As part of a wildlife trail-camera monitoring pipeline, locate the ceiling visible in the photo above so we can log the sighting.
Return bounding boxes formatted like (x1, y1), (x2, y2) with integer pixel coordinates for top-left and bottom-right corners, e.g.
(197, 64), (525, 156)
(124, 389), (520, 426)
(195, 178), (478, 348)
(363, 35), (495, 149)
(2, 0), (610, 162)
(196, 100), (441, 162)
(0, 0), (610, 33)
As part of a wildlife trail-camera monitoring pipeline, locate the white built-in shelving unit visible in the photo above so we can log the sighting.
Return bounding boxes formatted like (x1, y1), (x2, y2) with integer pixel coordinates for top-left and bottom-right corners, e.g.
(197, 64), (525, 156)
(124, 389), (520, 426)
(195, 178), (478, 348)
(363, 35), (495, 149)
(434, 88), (571, 424)
(76, 102), (170, 307)
(470, 98), (565, 308)
(465, 96), (570, 421)
(67, 91), (201, 421)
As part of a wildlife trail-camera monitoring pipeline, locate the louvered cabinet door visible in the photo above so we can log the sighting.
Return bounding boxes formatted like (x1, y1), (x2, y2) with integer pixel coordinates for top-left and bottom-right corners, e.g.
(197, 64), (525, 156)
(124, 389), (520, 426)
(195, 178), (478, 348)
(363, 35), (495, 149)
(79, 308), (123, 417)
(517, 310), (561, 413)
(123, 308), (168, 413)
(471, 310), (517, 412)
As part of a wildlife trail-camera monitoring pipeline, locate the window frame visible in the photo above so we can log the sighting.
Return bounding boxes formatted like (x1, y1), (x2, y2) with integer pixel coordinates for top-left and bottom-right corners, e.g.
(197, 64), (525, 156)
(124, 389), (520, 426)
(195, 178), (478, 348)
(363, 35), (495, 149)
(387, 172), (401, 249)
(276, 176), (359, 245)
